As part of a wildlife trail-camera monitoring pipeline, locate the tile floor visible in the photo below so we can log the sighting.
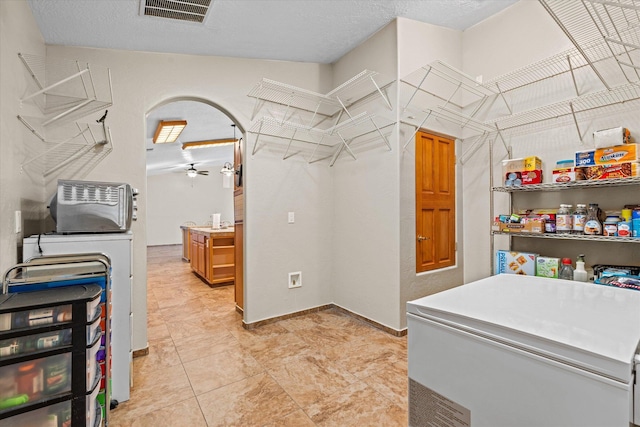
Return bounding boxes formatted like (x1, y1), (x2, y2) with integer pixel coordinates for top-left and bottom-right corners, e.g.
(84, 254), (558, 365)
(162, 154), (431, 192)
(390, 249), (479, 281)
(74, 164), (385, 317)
(109, 245), (408, 427)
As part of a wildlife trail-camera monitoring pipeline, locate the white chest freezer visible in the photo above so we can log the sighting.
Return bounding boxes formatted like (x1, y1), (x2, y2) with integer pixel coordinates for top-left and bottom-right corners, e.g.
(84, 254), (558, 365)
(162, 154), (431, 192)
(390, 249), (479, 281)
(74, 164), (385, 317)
(407, 274), (640, 427)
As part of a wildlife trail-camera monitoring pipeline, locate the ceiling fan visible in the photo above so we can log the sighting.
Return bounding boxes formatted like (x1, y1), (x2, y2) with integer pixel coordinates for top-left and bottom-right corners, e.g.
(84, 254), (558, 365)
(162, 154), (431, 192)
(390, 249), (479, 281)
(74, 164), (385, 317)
(185, 163), (209, 178)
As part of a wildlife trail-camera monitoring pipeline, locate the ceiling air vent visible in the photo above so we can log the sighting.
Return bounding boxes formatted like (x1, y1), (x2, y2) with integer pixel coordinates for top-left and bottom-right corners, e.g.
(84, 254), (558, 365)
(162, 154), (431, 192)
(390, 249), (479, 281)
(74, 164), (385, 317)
(140, 0), (212, 24)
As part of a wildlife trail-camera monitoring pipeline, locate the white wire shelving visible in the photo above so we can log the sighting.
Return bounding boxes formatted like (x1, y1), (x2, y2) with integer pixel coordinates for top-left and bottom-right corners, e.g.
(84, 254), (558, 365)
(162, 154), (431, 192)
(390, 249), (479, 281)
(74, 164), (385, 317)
(492, 231), (640, 243)
(492, 176), (640, 192)
(401, 51), (640, 153)
(539, 0), (640, 89)
(247, 70), (394, 165)
(17, 53), (113, 178)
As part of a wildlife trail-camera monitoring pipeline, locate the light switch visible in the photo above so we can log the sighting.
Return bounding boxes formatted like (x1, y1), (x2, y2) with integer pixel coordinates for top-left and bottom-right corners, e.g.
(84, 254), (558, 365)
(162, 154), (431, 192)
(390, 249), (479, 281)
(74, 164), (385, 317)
(15, 211), (21, 234)
(288, 212), (295, 224)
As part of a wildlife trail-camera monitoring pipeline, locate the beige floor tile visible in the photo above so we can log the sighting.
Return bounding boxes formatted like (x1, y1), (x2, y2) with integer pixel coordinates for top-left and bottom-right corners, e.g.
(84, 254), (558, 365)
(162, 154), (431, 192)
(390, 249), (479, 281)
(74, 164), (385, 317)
(132, 363), (191, 392)
(244, 331), (312, 370)
(183, 349), (264, 395)
(267, 353), (358, 408)
(133, 336), (182, 375)
(174, 330), (241, 363)
(362, 361), (408, 409)
(166, 316), (226, 341)
(109, 396), (207, 427)
(263, 409), (316, 427)
(146, 321), (171, 341)
(197, 372), (300, 427)
(127, 245), (411, 427)
(305, 381), (407, 427)
(113, 384), (195, 421)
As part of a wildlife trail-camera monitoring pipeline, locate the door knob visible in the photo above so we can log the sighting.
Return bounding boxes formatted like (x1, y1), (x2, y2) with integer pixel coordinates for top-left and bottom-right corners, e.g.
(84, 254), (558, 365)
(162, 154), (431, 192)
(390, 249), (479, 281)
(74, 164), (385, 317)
(417, 235), (430, 241)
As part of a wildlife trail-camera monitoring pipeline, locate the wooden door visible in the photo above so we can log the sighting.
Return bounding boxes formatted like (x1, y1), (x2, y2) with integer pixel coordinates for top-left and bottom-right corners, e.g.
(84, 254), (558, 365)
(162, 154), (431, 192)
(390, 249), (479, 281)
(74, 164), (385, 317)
(415, 131), (456, 272)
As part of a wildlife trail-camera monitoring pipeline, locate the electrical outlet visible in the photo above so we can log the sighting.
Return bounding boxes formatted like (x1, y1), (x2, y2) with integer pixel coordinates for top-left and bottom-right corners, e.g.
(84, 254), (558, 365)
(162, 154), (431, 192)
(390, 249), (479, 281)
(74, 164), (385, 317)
(288, 271), (301, 288)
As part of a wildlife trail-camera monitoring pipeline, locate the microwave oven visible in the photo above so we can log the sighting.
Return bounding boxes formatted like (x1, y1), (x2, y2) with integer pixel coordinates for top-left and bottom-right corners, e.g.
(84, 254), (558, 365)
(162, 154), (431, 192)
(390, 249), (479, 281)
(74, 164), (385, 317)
(49, 180), (138, 233)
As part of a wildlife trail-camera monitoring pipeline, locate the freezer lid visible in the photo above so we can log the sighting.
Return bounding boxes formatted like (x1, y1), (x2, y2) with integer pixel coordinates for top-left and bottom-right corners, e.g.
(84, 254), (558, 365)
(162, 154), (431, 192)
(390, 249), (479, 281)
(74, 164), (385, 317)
(407, 274), (640, 382)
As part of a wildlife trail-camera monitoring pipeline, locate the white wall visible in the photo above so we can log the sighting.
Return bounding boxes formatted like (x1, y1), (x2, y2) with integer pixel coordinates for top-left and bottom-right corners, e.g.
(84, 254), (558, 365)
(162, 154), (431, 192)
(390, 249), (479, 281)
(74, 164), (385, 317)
(35, 44), (332, 346)
(0, 0), (47, 270)
(146, 169), (234, 246)
(330, 20), (402, 330)
(396, 18), (465, 330)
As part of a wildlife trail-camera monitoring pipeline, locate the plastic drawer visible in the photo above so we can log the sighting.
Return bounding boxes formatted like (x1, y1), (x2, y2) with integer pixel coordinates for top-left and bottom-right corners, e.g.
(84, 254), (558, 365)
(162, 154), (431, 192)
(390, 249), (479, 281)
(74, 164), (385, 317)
(87, 295), (101, 322)
(0, 353), (71, 412)
(86, 338), (100, 391)
(0, 329), (72, 359)
(0, 304), (72, 332)
(87, 312), (101, 343)
(86, 380), (100, 427)
(0, 399), (71, 426)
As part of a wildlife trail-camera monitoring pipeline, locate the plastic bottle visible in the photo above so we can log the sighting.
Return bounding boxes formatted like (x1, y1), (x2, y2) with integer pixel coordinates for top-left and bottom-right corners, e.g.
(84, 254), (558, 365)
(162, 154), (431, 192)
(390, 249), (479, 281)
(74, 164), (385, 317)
(572, 204), (587, 234)
(559, 258), (574, 280)
(603, 215), (620, 236)
(556, 204), (573, 234)
(618, 209), (632, 237)
(584, 203), (602, 235)
(573, 254), (588, 282)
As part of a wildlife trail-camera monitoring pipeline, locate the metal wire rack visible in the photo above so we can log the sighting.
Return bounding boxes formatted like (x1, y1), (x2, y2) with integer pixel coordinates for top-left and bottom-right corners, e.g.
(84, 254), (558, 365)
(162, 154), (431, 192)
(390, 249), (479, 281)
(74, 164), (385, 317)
(18, 53), (113, 126)
(249, 113), (394, 165)
(19, 118), (112, 178)
(17, 53), (114, 180)
(492, 230), (640, 243)
(540, 0), (640, 88)
(493, 176), (640, 192)
(248, 70), (394, 164)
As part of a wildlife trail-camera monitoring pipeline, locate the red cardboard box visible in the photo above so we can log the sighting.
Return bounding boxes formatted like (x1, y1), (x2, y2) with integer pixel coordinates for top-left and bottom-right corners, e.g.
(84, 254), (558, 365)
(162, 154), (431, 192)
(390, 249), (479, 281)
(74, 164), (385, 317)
(504, 170), (543, 186)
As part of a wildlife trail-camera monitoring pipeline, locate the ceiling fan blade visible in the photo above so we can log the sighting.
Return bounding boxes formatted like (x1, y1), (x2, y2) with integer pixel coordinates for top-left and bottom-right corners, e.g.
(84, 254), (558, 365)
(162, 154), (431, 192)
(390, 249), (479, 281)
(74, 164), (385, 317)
(197, 171), (209, 175)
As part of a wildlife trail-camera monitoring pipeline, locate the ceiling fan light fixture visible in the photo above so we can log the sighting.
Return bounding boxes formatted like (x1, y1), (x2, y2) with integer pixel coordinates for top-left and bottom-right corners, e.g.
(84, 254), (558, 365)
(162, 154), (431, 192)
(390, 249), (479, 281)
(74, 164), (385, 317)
(181, 138), (237, 150)
(153, 120), (187, 144)
(186, 169), (198, 178)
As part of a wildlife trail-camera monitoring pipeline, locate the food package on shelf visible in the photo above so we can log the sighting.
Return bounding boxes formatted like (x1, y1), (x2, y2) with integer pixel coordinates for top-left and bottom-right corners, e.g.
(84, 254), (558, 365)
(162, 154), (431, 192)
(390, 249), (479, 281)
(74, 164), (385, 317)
(504, 170), (543, 186)
(493, 218), (545, 233)
(502, 156), (543, 174)
(593, 127), (631, 149)
(495, 250), (537, 275)
(575, 143), (639, 167)
(552, 167), (585, 183)
(536, 257), (560, 278)
(576, 162), (640, 180)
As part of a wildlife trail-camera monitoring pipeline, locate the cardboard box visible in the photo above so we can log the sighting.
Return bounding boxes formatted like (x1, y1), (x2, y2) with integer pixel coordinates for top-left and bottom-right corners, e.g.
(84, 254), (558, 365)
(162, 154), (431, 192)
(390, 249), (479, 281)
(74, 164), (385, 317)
(505, 170), (543, 186)
(495, 250), (537, 276)
(502, 156), (543, 174)
(493, 218), (545, 234)
(536, 257), (560, 278)
(575, 143), (639, 166)
(552, 167), (585, 183)
(593, 127), (630, 148)
(577, 162), (640, 180)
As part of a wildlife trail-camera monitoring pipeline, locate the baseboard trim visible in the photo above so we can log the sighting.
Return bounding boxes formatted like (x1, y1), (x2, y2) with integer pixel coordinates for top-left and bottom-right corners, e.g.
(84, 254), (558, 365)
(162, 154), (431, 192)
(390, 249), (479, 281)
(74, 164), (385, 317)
(332, 305), (407, 337)
(132, 347), (149, 358)
(242, 304), (407, 336)
(242, 304), (333, 330)
(235, 305), (243, 315)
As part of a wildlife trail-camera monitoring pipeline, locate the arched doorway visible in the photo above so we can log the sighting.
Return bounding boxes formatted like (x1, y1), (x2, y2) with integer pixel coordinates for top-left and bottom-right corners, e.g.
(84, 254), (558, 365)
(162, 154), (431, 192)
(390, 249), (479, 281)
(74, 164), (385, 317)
(144, 97), (244, 313)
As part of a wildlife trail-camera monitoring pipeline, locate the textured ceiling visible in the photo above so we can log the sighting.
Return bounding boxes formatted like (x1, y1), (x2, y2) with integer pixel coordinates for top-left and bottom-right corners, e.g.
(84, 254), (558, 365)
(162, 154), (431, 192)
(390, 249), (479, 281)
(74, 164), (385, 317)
(28, 0), (519, 64)
(26, 0), (519, 174)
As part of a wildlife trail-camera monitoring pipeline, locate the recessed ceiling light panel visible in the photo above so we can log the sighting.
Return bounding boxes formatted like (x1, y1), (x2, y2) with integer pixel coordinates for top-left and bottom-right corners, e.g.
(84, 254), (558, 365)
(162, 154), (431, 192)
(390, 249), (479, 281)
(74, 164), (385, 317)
(139, 0), (213, 24)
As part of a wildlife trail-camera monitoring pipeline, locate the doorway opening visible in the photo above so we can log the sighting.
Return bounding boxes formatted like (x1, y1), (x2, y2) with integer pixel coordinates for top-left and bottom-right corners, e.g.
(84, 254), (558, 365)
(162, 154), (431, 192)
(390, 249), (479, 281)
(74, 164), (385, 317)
(145, 97), (244, 312)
